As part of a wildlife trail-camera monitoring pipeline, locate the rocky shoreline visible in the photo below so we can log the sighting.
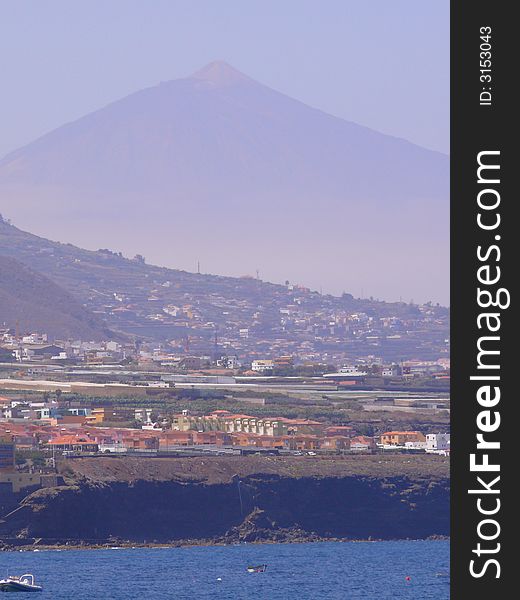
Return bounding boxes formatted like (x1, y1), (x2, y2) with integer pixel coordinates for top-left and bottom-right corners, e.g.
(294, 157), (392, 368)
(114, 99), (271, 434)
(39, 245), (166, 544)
(0, 532), (451, 553)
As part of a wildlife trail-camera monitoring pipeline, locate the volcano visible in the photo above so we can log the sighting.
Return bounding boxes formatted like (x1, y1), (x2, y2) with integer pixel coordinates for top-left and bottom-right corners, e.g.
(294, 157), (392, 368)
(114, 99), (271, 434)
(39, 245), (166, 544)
(0, 61), (448, 302)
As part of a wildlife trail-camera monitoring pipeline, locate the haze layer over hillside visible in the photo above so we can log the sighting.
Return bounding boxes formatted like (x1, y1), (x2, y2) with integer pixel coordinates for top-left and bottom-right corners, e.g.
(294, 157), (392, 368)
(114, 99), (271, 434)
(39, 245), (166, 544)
(0, 61), (448, 303)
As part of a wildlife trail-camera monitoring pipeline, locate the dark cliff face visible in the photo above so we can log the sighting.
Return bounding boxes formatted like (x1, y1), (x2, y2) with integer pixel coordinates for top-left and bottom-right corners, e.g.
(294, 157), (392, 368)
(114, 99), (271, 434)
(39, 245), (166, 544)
(0, 475), (449, 544)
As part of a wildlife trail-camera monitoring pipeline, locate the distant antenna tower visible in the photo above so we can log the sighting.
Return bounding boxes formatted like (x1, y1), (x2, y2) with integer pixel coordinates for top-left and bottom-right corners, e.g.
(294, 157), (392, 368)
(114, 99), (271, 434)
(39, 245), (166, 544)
(256, 269), (260, 280)
(197, 261), (200, 274)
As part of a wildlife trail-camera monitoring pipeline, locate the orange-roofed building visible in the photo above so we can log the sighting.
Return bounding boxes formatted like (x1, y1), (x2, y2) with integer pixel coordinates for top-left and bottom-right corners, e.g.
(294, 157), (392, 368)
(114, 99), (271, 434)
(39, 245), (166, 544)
(192, 431), (232, 446)
(350, 436), (377, 450)
(46, 435), (98, 453)
(280, 435), (321, 451)
(159, 431), (194, 449)
(229, 433), (285, 449)
(122, 435), (159, 451)
(229, 432), (260, 447)
(380, 431), (426, 446)
(320, 435), (351, 451)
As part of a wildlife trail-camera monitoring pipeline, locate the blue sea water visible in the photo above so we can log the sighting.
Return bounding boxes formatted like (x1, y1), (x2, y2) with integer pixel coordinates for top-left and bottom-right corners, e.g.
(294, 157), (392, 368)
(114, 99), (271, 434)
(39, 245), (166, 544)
(0, 540), (449, 599)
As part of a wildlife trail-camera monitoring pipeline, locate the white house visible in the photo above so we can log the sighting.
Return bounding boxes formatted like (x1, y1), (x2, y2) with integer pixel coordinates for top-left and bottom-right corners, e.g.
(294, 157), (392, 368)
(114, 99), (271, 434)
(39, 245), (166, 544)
(404, 440), (428, 450)
(426, 433), (451, 453)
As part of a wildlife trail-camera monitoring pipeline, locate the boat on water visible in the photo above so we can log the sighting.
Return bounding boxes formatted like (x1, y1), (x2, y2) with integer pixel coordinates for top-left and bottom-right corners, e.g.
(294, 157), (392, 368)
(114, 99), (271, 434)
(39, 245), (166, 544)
(246, 564), (267, 573)
(0, 574), (43, 593)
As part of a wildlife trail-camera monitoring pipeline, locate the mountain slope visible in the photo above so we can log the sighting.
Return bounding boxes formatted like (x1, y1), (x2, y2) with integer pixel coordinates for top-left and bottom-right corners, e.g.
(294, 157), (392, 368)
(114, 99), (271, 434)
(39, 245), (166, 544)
(0, 255), (113, 341)
(0, 218), (449, 361)
(0, 61), (448, 302)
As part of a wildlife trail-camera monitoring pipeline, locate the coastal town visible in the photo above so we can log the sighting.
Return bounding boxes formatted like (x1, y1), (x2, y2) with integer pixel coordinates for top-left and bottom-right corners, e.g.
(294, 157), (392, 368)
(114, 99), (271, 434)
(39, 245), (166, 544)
(0, 199), (453, 561)
(1, 326), (450, 504)
(0, 396), (450, 497)
(0, 4), (455, 591)
(0, 216), (451, 511)
(1, 400), (450, 459)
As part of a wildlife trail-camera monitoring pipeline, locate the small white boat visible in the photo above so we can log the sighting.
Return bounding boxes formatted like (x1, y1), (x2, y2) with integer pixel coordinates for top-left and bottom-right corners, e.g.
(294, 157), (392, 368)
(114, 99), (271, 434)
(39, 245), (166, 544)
(0, 574), (43, 593)
(246, 564), (267, 573)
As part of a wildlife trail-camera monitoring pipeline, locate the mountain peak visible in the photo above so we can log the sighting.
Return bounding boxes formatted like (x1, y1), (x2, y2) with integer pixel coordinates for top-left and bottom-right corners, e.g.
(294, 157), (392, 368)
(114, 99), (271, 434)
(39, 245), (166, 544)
(191, 60), (252, 86)
(0, 61), (448, 304)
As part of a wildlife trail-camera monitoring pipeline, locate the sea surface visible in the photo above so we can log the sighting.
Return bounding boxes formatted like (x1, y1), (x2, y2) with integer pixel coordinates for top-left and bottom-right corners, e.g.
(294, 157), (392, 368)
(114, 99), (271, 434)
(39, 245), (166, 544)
(0, 540), (449, 599)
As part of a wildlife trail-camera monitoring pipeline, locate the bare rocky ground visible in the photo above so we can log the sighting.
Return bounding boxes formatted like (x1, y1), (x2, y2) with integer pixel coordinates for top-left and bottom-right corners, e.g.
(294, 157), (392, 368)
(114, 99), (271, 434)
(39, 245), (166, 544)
(59, 454), (449, 484)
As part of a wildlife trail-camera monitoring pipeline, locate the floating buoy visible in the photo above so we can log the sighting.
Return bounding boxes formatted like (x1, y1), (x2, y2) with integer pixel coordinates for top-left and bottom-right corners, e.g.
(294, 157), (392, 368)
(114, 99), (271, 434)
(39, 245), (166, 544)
(216, 577), (222, 582)
(405, 576), (411, 581)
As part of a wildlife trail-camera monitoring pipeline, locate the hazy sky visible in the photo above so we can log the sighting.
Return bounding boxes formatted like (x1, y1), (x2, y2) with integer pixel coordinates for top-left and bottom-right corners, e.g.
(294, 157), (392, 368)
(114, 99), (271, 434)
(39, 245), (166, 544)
(0, 0), (449, 159)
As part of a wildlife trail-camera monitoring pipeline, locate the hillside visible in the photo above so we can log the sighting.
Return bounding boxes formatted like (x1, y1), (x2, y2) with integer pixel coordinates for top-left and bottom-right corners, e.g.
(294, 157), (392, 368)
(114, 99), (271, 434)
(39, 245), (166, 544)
(0, 218), (449, 360)
(0, 255), (112, 341)
(0, 61), (448, 303)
